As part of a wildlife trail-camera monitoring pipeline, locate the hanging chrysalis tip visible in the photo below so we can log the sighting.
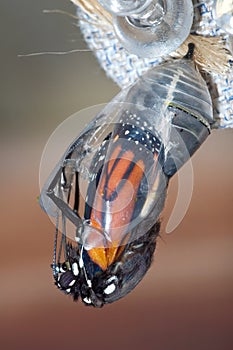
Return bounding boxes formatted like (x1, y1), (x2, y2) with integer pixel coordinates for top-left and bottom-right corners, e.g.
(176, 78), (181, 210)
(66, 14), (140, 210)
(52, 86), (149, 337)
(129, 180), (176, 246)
(171, 34), (232, 75)
(183, 42), (195, 60)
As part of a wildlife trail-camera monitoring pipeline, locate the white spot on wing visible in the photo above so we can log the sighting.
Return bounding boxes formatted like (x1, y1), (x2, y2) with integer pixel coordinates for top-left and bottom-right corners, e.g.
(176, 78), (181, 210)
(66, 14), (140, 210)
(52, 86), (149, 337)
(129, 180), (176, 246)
(72, 262), (79, 276)
(69, 279), (76, 287)
(104, 283), (116, 295)
(83, 297), (92, 304)
(87, 279), (92, 288)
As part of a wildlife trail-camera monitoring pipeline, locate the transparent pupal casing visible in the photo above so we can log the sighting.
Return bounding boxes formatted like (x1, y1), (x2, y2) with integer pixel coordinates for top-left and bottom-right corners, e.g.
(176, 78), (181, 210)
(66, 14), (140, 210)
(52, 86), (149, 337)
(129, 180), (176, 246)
(40, 58), (213, 250)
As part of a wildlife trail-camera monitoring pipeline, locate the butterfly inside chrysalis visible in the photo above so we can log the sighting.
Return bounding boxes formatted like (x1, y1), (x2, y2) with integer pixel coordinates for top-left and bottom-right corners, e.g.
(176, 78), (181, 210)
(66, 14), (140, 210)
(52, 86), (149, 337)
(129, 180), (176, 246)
(40, 44), (213, 306)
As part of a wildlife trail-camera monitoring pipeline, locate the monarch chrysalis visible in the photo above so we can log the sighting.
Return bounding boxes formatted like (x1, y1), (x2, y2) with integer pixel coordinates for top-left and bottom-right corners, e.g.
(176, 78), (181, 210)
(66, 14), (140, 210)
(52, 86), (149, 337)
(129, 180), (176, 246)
(40, 47), (213, 306)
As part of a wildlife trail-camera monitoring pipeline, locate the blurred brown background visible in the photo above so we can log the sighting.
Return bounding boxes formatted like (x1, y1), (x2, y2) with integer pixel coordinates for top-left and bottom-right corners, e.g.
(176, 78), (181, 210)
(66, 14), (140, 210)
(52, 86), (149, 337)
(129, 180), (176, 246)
(1, 1), (233, 349)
